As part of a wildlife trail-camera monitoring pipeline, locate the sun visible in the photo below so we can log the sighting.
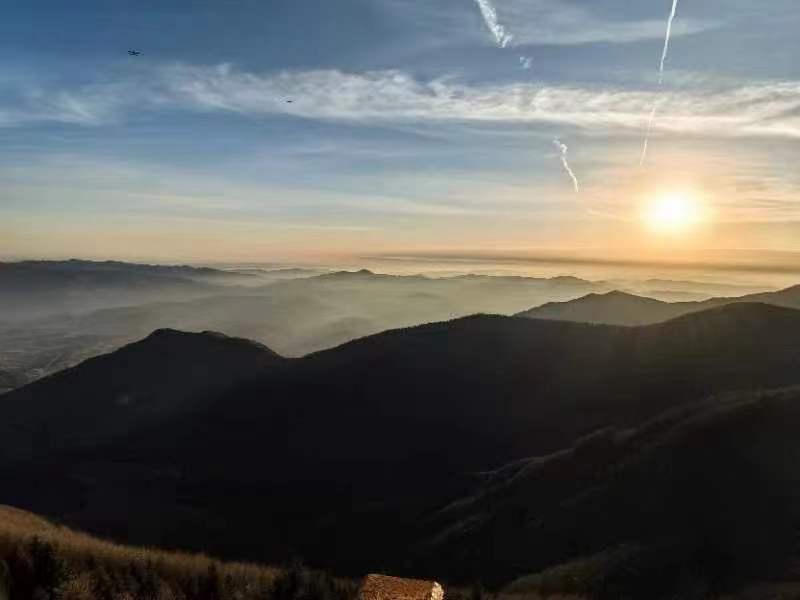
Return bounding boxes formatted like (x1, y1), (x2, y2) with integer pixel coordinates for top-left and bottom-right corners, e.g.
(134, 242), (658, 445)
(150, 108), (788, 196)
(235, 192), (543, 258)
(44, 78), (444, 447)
(642, 192), (703, 234)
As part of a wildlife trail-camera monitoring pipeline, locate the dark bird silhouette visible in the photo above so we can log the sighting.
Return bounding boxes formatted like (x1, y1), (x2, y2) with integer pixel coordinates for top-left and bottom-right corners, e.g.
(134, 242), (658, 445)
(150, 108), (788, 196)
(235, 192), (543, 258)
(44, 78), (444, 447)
(286, 100), (293, 103)
(127, 50), (142, 56)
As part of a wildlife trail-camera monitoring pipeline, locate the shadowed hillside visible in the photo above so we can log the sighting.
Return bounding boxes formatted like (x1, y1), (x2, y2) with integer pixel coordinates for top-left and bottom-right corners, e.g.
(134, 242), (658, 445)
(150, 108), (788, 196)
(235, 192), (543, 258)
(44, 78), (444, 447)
(420, 386), (800, 597)
(0, 370), (23, 395)
(0, 505), (356, 600)
(4, 303), (800, 588)
(0, 329), (285, 461)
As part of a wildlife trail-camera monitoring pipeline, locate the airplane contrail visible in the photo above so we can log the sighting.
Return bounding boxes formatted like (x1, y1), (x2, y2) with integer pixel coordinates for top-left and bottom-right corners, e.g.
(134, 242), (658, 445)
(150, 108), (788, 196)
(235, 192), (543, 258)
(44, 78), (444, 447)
(474, 0), (513, 48)
(640, 103), (659, 166)
(553, 138), (580, 193)
(640, 0), (680, 165)
(659, 0), (680, 84)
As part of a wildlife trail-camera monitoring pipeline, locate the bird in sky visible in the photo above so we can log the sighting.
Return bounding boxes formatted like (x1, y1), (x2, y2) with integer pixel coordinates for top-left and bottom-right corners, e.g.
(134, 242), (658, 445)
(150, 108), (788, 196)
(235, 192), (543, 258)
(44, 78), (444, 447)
(127, 50), (142, 56)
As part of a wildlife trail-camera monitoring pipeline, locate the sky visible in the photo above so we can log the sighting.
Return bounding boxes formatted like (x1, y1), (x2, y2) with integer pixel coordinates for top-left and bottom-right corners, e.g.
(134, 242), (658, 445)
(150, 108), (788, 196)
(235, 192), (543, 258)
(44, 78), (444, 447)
(1, 0), (799, 268)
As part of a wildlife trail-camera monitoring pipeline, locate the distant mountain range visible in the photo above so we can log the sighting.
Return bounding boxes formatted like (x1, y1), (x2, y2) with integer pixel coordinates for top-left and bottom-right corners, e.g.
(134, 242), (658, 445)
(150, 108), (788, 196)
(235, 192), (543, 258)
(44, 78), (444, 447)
(0, 259), (244, 321)
(6, 259), (244, 279)
(518, 284), (800, 326)
(3, 302), (800, 594)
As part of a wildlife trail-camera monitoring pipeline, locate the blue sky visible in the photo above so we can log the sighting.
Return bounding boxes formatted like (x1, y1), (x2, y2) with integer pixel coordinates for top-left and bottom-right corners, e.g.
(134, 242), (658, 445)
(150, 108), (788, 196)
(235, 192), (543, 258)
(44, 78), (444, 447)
(1, 0), (799, 264)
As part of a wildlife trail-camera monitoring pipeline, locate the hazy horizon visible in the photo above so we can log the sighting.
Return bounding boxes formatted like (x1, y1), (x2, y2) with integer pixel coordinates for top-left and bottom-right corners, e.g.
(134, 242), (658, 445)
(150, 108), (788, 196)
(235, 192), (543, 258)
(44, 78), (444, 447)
(5, 248), (800, 290)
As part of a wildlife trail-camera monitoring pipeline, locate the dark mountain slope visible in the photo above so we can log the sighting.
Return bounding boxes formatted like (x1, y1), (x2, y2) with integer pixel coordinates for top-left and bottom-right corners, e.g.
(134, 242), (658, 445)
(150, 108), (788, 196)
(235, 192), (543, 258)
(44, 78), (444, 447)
(744, 283), (800, 308)
(3, 304), (800, 583)
(0, 329), (284, 460)
(420, 386), (800, 597)
(517, 290), (691, 325)
(219, 302), (800, 473)
(518, 283), (800, 326)
(0, 369), (23, 394)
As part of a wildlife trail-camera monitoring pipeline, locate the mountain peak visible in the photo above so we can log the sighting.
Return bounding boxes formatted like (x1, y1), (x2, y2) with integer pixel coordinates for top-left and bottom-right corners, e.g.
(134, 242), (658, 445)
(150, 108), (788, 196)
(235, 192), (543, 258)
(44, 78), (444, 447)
(144, 328), (279, 355)
(547, 275), (592, 285)
(317, 268), (377, 280)
(0, 329), (285, 460)
(518, 290), (682, 326)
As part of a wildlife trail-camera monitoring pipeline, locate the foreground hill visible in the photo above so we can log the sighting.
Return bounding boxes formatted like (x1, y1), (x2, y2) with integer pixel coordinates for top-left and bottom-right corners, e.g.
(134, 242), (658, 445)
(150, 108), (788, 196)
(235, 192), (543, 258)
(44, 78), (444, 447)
(0, 505), (358, 600)
(4, 303), (800, 590)
(518, 283), (800, 326)
(0, 329), (284, 461)
(422, 386), (800, 597)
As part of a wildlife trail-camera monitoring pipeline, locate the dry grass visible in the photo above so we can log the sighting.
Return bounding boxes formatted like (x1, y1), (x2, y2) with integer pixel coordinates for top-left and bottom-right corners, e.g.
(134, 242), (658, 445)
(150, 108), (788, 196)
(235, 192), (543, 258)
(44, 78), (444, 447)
(0, 505), (361, 600)
(0, 505), (280, 589)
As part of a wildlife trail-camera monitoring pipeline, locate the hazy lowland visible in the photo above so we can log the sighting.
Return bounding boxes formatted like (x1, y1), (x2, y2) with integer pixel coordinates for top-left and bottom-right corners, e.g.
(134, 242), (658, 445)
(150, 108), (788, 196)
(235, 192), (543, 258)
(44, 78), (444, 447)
(5, 259), (800, 598)
(0, 259), (776, 393)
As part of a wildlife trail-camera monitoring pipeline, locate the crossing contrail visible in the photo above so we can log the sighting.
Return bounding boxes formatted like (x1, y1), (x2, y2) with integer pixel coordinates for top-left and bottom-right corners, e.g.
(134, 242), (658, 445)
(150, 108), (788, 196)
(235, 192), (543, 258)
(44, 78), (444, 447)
(474, 0), (513, 48)
(554, 138), (580, 193)
(640, 103), (659, 166)
(640, 0), (680, 165)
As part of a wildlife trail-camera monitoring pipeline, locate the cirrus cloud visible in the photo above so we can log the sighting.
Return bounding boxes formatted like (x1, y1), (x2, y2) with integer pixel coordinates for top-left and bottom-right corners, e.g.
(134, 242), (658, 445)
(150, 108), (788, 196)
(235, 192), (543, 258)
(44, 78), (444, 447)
(3, 64), (800, 140)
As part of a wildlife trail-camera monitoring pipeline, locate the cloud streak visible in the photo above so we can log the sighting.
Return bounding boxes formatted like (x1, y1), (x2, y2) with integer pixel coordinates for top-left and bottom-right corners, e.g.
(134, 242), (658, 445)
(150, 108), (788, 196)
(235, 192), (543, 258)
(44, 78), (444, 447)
(4, 66), (800, 140)
(553, 138), (580, 192)
(387, 0), (714, 47)
(473, 0), (513, 47)
(488, 0), (712, 46)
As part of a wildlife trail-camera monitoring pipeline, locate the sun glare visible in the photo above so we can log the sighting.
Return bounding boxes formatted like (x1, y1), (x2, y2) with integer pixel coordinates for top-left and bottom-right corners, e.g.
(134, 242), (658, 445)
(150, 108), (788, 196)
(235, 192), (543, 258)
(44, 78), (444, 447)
(643, 192), (703, 234)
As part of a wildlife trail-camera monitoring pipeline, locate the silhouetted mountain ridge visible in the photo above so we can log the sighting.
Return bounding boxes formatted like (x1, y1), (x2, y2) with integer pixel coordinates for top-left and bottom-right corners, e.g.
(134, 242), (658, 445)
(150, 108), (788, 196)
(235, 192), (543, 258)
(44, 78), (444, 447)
(4, 259), (243, 279)
(0, 328), (284, 460)
(518, 282), (800, 326)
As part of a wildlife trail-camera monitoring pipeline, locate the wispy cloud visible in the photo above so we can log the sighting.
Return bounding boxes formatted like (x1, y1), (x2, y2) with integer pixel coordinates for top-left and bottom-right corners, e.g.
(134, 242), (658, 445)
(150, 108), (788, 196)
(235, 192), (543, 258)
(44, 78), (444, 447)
(4, 65), (800, 140)
(0, 84), (131, 127)
(386, 0), (715, 47)
(499, 0), (711, 46)
(473, 0), (513, 47)
(0, 154), (498, 219)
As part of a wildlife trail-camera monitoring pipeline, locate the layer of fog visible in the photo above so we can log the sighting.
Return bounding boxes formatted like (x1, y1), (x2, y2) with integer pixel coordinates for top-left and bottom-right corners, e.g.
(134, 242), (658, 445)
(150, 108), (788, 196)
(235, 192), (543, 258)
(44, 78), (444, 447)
(0, 260), (780, 393)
